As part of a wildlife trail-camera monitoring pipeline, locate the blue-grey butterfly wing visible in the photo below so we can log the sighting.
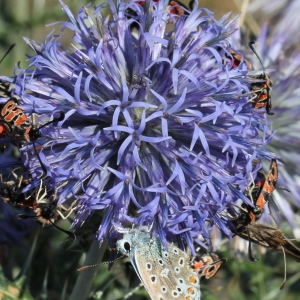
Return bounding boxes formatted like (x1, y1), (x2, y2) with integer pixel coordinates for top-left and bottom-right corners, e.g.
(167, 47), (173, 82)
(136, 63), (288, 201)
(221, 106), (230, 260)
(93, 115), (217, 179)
(134, 242), (201, 300)
(121, 230), (200, 300)
(117, 229), (201, 300)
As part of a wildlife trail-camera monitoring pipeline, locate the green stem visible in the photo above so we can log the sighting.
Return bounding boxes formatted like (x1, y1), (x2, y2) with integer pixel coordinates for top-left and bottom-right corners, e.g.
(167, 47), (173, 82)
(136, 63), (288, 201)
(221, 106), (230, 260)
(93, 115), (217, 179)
(70, 239), (107, 300)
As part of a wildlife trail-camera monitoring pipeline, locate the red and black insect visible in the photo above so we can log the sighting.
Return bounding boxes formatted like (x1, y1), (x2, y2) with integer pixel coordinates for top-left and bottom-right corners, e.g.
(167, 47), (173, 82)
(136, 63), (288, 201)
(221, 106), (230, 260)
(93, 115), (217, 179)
(18, 201), (75, 240)
(0, 44), (16, 152)
(228, 159), (280, 262)
(166, 0), (190, 17)
(244, 158), (278, 222)
(18, 199), (76, 239)
(232, 159), (278, 232)
(135, 0), (190, 15)
(0, 97), (64, 144)
(19, 201), (57, 225)
(0, 169), (74, 239)
(249, 41), (273, 115)
(191, 253), (227, 280)
(225, 49), (252, 70)
(17, 181), (76, 239)
(0, 98), (64, 176)
(0, 98), (33, 142)
(127, 0), (191, 29)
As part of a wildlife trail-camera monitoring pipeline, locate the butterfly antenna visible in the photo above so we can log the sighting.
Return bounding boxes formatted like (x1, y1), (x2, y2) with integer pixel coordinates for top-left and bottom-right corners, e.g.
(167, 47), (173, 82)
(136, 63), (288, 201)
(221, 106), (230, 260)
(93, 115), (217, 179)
(78, 247), (124, 271)
(77, 264), (103, 272)
(0, 44), (16, 64)
(77, 261), (113, 272)
(249, 41), (265, 75)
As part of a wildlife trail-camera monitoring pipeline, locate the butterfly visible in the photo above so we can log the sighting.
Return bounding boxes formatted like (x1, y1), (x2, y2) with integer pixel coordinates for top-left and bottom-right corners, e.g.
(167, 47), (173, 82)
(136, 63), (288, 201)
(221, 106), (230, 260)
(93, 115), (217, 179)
(116, 228), (226, 300)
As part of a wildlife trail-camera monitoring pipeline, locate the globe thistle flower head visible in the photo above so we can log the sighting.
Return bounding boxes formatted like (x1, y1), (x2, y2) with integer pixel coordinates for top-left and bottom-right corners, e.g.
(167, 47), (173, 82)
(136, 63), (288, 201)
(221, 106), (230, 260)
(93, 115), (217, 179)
(13, 0), (274, 252)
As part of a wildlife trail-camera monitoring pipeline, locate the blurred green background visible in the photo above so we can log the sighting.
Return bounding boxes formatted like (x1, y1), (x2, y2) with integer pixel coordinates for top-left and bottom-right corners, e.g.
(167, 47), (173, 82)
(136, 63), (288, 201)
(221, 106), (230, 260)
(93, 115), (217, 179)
(1, 1), (300, 300)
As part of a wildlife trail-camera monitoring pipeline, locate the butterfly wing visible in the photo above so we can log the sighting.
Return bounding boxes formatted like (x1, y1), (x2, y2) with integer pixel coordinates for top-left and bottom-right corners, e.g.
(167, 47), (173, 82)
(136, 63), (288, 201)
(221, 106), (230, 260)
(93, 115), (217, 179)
(238, 223), (300, 262)
(191, 253), (226, 280)
(134, 240), (201, 300)
(117, 229), (201, 300)
(198, 260), (226, 280)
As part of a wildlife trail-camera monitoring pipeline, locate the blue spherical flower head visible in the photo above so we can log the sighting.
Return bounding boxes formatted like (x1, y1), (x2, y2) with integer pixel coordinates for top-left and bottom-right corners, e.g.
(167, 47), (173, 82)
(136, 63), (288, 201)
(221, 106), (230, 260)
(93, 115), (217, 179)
(14, 0), (274, 253)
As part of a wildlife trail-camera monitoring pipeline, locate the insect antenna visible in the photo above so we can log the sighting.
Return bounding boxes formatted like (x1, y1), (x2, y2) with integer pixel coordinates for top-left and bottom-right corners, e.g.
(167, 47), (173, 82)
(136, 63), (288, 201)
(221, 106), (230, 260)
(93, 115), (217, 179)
(30, 110), (65, 141)
(0, 44), (16, 64)
(48, 219), (76, 240)
(18, 213), (76, 240)
(77, 262), (110, 272)
(249, 41), (265, 75)
(31, 111), (65, 178)
(77, 247), (122, 271)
